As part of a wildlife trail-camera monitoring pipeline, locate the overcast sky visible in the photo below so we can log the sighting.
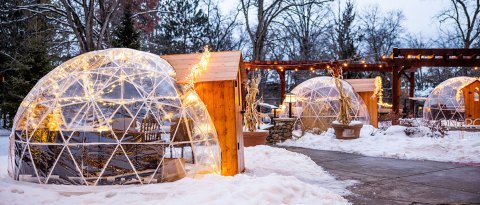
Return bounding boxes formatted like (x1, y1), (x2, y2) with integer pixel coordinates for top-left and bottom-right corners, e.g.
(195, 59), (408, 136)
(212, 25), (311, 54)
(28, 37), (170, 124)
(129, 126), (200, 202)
(220, 0), (449, 39)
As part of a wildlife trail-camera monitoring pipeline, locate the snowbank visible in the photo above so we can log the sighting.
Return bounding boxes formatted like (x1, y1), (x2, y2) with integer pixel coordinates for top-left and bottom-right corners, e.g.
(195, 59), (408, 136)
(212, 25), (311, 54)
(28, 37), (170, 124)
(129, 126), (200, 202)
(280, 125), (480, 163)
(0, 137), (351, 205)
(0, 129), (10, 137)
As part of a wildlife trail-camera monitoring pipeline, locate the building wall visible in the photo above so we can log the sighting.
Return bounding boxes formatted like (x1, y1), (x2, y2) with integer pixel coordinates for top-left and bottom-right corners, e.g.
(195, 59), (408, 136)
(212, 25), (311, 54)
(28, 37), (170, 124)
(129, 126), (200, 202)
(195, 80), (244, 176)
(357, 91), (378, 127)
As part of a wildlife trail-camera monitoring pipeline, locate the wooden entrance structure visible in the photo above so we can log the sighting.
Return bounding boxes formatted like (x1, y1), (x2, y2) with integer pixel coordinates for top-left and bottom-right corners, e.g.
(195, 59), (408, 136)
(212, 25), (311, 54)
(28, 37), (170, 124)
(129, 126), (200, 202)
(163, 51), (247, 176)
(461, 79), (480, 125)
(244, 48), (480, 123)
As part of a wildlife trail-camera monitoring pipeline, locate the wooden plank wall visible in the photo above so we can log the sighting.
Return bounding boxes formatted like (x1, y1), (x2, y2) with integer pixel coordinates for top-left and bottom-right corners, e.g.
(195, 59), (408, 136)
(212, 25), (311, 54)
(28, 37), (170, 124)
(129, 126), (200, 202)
(463, 80), (480, 125)
(194, 80), (241, 176)
(357, 91), (378, 127)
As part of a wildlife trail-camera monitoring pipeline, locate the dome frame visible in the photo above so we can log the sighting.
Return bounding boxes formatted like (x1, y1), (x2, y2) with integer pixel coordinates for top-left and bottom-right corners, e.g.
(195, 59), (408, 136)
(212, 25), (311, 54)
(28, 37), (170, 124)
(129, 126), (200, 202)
(282, 76), (370, 132)
(423, 76), (477, 127)
(8, 48), (220, 185)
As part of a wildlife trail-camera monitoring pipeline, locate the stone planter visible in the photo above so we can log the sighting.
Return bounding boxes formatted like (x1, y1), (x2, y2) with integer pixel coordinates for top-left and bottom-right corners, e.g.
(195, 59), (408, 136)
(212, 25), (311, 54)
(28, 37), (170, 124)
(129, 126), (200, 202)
(243, 131), (269, 147)
(331, 122), (363, 140)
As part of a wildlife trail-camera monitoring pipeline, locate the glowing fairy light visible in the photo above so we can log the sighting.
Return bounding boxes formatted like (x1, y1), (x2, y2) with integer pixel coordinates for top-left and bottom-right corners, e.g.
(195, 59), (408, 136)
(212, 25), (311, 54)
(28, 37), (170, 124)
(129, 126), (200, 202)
(374, 76), (393, 108)
(185, 45), (211, 88)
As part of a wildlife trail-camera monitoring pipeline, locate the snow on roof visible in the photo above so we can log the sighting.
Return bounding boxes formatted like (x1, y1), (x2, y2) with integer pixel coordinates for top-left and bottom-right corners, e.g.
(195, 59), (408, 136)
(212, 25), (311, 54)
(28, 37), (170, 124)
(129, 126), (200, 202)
(345, 78), (376, 92)
(259, 102), (278, 109)
(161, 51), (246, 83)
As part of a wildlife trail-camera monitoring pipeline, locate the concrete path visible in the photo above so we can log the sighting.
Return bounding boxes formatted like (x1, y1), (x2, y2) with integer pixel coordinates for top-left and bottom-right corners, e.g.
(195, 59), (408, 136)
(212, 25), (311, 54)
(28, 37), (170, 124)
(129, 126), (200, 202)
(282, 146), (480, 205)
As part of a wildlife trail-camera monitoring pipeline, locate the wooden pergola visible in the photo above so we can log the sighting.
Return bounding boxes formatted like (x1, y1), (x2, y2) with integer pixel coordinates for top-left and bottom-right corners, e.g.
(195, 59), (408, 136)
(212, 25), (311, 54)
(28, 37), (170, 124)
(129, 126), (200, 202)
(244, 48), (480, 121)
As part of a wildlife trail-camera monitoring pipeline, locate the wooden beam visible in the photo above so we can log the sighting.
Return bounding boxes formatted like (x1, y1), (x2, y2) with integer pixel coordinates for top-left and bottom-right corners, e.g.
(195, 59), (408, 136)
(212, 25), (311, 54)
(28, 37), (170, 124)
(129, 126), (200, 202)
(279, 70), (286, 101)
(408, 72), (415, 117)
(392, 67), (401, 125)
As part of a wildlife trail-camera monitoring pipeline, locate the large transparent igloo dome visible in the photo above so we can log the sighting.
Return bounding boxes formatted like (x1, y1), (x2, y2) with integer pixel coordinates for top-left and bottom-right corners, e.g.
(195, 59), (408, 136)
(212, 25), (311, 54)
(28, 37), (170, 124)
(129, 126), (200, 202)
(8, 48), (220, 185)
(423, 76), (477, 124)
(283, 76), (370, 131)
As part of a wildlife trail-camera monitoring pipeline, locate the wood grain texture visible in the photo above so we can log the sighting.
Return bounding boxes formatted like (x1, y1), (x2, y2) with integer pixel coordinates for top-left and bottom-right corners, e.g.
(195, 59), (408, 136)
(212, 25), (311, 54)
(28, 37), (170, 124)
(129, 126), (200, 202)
(161, 51), (243, 83)
(357, 91), (378, 128)
(194, 80), (243, 176)
(462, 80), (480, 125)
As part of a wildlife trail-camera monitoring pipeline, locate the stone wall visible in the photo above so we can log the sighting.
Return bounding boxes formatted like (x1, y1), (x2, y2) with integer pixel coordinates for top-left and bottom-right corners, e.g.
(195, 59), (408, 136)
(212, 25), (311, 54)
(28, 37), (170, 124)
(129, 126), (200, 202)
(267, 118), (296, 144)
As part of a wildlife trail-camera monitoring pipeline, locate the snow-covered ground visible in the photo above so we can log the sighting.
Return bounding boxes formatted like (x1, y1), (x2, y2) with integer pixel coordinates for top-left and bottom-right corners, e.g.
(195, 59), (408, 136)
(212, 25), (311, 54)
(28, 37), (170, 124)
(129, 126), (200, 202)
(280, 125), (480, 163)
(0, 136), (353, 205)
(0, 128), (10, 137)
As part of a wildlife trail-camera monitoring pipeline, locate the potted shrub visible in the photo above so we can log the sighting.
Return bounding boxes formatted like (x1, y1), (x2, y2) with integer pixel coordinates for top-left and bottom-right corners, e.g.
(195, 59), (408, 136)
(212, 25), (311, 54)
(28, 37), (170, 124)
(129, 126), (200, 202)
(243, 73), (269, 146)
(329, 67), (363, 140)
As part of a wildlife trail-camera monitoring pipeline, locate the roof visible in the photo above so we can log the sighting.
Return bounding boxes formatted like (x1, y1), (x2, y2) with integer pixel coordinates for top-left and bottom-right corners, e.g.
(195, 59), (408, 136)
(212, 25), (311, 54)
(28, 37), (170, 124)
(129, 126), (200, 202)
(345, 78), (376, 92)
(161, 51), (245, 83)
(461, 78), (480, 89)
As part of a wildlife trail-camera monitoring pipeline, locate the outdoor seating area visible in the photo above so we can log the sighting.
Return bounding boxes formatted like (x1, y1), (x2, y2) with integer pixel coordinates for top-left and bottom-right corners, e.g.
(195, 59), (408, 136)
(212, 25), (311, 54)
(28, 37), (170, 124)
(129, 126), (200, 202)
(8, 48), (220, 185)
(1, 1), (480, 203)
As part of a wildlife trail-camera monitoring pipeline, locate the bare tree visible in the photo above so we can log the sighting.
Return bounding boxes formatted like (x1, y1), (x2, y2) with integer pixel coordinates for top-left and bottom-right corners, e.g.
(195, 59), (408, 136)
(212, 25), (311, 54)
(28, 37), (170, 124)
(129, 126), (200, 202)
(239, 0), (330, 61)
(438, 0), (480, 48)
(359, 5), (405, 61)
(269, 0), (330, 61)
(3, 0), (170, 53)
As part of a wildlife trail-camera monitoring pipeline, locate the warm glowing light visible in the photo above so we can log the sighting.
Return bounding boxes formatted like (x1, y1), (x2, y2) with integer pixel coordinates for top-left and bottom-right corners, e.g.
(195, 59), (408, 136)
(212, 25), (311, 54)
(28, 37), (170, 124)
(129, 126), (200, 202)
(374, 76), (393, 108)
(343, 63), (348, 67)
(185, 92), (199, 104)
(97, 125), (110, 132)
(295, 68), (298, 72)
(185, 45), (210, 88)
(163, 112), (173, 120)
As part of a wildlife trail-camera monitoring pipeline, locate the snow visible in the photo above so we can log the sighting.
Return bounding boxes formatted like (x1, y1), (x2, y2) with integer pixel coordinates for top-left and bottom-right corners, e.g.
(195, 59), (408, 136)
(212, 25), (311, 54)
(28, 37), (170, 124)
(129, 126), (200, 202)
(280, 125), (480, 163)
(415, 86), (434, 97)
(0, 137), (352, 205)
(332, 121), (363, 126)
(0, 128), (10, 137)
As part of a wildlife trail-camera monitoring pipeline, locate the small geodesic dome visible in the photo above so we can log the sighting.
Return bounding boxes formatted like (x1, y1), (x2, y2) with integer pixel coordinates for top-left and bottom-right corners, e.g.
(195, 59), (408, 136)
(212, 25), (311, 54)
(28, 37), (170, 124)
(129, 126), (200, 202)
(8, 48), (220, 185)
(423, 76), (477, 125)
(282, 76), (370, 131)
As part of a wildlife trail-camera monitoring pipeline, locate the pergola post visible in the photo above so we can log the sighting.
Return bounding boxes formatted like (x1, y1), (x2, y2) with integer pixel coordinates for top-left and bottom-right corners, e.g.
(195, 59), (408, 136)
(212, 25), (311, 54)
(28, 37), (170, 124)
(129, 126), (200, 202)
(279, 70), (286, 102)
(408, 72), (415, 117)
(392, 66), (401, 124)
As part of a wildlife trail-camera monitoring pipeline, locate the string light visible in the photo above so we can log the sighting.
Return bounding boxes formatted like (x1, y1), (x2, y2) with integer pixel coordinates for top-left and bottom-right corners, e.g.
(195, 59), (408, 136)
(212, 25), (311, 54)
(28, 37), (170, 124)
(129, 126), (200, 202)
(374, 76), (393, 108)
(185, 45), (211, 88)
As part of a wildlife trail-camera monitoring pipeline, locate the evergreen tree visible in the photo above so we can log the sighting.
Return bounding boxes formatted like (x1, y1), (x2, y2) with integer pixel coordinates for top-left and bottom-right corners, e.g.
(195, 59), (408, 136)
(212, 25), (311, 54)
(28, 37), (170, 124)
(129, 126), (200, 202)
(0, 0), (54, 128)
(155, 0), (210, 54)
(335, 0), (357, 60)
(112, 2), (141, 49)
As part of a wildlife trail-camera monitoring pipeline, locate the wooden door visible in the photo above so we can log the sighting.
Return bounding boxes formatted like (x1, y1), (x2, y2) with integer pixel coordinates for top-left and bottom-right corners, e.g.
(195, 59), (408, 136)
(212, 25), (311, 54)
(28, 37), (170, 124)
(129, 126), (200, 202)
(235, 71), (245, 172)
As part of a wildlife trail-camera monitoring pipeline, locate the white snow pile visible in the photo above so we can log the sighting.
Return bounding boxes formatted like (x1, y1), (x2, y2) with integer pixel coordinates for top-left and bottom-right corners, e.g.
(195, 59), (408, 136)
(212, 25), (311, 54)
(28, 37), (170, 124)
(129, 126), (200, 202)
(0, 137), (352, 205)
(280, 125), (480, 163)
(0, 129), (10, 137)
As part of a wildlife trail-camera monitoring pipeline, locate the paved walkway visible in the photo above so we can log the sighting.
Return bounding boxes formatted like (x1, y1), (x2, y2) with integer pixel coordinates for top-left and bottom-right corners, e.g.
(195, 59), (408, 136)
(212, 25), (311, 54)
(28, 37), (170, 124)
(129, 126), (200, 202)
(282, 146), (480, 205)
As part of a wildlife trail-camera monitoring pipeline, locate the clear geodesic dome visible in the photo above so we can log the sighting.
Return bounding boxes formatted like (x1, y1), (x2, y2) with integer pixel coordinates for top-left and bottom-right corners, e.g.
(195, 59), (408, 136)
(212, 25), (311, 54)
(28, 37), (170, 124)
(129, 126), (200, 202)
(8, 48), (220, 185)
(423, 76), (477, 125)
(282, 76), (370, 131)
